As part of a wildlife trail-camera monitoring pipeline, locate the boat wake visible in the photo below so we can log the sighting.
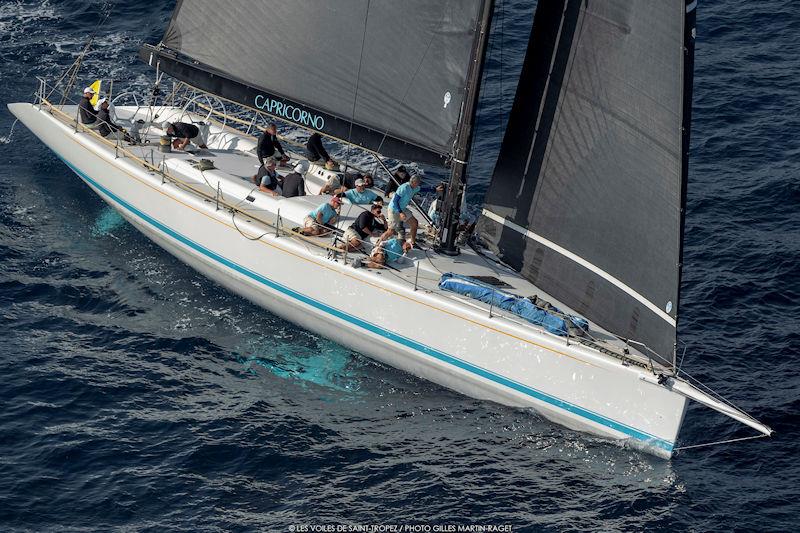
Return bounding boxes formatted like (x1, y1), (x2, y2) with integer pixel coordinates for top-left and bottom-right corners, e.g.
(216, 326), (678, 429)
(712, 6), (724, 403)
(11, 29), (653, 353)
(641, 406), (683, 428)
(0, 118), (18, 144)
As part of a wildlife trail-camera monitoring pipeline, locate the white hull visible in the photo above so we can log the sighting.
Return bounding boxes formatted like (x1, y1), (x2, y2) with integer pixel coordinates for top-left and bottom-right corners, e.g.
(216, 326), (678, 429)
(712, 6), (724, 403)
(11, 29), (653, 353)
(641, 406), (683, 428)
(10, 102), (695, 457)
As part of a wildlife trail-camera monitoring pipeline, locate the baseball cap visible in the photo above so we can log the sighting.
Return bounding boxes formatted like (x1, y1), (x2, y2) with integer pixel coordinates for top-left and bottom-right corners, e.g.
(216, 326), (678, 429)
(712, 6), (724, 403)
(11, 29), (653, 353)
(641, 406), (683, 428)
(354, 178), (365, 187)
(83, 86), (97, 94)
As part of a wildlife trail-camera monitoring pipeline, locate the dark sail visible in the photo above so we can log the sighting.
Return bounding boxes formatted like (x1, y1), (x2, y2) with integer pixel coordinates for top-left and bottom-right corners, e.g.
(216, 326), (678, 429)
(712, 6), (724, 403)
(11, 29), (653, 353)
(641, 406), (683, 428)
(476, 0), (696, 361)
(141, 0), (486, 166)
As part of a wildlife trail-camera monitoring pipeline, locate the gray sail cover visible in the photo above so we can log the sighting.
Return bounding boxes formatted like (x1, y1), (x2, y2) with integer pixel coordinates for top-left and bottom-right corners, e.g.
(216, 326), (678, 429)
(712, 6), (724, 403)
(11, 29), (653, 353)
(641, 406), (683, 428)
(477, 0), (694, 360)
(160, 0), (483, 159)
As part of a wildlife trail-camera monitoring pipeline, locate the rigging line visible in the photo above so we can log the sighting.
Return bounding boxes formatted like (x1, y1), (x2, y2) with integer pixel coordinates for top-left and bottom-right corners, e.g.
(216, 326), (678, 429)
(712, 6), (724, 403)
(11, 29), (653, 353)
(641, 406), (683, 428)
(197, 169), (227, 203)
(344, 0), (371, 173)
(468, 0), (498, 166)
(674, 434), (768, 452)
(230, 210), (271, 241)
(672, 367), (762, 420)
(422, 246), (445, 276)
(57, 5), (113, 105)
(499, 0), (505, 107)
(674, 367), (744, 406)
(374, 31), (436, 157)
(230, 186), (261, 210)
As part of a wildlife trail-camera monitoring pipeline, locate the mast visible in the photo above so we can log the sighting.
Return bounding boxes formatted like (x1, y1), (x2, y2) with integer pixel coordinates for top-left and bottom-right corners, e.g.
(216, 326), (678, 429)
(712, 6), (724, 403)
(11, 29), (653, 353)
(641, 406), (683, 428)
(438, 0), (495, 255)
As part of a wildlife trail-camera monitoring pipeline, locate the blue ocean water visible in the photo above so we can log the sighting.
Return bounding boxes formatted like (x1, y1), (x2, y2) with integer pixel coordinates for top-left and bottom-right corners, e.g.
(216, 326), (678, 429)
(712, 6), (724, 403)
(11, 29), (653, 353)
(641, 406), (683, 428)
(1, 0), (798, 530)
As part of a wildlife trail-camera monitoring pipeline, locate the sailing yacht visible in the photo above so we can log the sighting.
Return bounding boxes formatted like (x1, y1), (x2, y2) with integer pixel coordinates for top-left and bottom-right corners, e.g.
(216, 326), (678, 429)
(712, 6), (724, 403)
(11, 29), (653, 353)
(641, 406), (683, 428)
(8, 0), (772, 458)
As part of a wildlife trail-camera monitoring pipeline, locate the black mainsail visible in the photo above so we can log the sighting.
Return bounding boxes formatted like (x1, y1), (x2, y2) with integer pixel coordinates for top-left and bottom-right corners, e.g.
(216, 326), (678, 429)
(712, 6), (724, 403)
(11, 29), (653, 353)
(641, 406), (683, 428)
(140, 0), (488, 166)
(476, 0), (697, 362)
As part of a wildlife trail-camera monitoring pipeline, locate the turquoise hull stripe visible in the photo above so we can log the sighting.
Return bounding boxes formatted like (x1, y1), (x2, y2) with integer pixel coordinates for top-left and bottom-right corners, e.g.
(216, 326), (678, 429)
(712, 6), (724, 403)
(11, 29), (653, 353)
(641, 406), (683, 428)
(56, 152), (674, 453)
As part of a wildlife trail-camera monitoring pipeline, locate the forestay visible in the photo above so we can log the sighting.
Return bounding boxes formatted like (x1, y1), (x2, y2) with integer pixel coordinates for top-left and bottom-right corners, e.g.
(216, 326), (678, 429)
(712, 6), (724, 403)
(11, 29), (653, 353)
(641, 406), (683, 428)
(143, 0), (486, 166)
(476, 0), (696, 361)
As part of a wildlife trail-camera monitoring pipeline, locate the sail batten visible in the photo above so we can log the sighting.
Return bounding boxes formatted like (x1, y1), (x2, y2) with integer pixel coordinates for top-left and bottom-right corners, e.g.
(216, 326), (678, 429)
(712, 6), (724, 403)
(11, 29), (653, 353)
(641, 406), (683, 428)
(481, 208), (677, 328)
(477, 0), (695, 361)
(144, 0), (487, 166)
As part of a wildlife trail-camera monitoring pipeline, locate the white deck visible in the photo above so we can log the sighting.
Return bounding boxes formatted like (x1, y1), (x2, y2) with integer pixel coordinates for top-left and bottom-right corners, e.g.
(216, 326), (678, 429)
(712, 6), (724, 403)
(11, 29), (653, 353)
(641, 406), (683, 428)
(99, 105), (655, 367)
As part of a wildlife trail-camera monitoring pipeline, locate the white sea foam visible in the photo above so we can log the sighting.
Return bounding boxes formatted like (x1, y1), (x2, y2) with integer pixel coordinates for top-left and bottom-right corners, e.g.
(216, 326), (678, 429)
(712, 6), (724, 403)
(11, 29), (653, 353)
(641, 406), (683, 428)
(0, 0), (58, 25)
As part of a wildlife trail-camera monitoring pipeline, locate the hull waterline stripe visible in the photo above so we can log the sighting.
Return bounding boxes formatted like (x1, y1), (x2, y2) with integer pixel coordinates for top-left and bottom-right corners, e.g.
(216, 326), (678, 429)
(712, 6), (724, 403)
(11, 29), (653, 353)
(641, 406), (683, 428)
(53, 151), (674, 453)
(481, 209), (677, 327)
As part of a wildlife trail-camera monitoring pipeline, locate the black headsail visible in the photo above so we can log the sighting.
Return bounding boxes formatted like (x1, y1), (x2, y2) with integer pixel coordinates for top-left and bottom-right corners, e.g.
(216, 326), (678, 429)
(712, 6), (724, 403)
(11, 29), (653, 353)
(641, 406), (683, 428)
(476, 0), (697, 363)
(140, 0), (488, 167)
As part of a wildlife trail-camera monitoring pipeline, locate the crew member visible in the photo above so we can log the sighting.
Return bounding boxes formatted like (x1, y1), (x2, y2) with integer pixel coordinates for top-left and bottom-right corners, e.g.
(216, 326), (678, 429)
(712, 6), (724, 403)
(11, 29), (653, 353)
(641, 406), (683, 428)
(279, 162), (307, 198)
(384, 165), (410, 196)
(305, 132), (332, 163)
(257, 123), (288, 166)
(340, 202), (386, 252)
(344, 178), (380, 205)
(301, 195), (342, 236)
(166, 121), (206, 150)
(357, 237), (411, 269)
(252, 157), (280, 197)
(387, 175), (421, 246)
(94, 98), (132, 143)
(78, 86), (98, 126)
(340, 172), (374, 191)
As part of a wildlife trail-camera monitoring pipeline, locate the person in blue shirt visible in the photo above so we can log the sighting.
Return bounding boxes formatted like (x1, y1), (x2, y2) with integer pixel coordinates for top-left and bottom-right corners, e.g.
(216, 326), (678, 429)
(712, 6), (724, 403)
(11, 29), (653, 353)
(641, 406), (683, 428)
(301, 195), (342, 236)
(358, 237), (412, 269)
(344, 178), (380, 205)
(340, 172), (374, 191)
(387, 174), (421, 246)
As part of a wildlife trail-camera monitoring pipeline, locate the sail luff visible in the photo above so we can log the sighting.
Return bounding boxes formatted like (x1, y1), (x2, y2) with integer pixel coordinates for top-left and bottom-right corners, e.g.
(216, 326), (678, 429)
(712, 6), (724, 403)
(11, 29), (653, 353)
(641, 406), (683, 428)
(675, 0), (698, 365)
